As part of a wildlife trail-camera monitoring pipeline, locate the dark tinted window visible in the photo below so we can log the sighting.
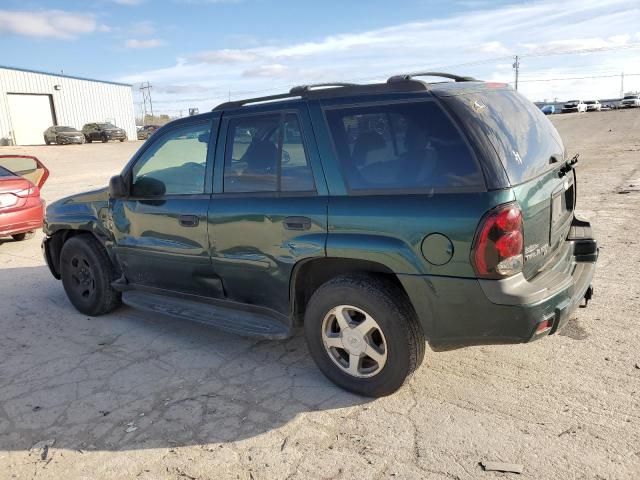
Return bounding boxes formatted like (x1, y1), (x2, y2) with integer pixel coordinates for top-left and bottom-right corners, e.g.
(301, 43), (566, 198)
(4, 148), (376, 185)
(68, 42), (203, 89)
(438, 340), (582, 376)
(443, 89), (564, 185)
(0, 166), (16, 177)
(224, 113), (315, 193)
(325, 101), (482, 191)
(131, 122), (210, 196)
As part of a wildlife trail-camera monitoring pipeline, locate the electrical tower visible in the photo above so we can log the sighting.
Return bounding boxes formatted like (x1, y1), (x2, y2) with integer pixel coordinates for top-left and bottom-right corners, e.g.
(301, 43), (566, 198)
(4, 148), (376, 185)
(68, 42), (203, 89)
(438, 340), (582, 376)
(139, 82), (154, 123)
(513, 55), (520, 90)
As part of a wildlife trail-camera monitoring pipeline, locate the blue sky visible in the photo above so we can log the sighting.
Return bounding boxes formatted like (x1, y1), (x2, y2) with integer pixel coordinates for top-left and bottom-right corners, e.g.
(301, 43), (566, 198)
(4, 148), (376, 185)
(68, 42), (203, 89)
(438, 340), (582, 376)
(1, 0), (639, 115)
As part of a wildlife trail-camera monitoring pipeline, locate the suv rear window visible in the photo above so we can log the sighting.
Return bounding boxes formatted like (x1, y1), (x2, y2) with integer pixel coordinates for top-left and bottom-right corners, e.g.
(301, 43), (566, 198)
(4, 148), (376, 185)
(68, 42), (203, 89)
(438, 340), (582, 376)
(325, 101), (483, 191)
(442, 89), (565, 185)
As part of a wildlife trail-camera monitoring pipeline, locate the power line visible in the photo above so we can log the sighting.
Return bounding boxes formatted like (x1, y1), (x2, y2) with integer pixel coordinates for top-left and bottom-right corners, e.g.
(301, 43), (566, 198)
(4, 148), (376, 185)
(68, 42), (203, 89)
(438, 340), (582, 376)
(518, 72), (640, 83)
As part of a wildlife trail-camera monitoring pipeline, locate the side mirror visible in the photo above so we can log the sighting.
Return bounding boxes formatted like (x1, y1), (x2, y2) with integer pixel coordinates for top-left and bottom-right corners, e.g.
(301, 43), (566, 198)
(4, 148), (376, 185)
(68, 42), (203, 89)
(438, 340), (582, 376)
(109, 175), (128, 198)
(131, 176), (166, 197)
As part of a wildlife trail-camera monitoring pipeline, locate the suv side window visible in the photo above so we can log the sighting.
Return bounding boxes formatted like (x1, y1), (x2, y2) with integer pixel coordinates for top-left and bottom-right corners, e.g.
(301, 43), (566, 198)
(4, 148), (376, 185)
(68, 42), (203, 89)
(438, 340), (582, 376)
(224, 113), (315, 193)
(131, 122), (210, 196)
(325, 101), (483, 191)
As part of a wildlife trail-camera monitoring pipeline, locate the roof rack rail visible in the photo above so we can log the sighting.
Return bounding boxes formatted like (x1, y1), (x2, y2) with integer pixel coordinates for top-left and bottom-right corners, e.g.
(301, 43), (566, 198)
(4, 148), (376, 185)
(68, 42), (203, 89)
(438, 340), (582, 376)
(289, 82), (360, 94)
(213, 92), (301, 111)
(387, 72), (478, 83)
(213, 83), (359, 110)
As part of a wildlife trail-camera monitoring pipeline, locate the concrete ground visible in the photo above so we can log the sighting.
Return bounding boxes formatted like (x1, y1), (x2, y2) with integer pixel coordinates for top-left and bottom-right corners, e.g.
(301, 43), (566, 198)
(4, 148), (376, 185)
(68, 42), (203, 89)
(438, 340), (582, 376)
(0, 110), (639, 479)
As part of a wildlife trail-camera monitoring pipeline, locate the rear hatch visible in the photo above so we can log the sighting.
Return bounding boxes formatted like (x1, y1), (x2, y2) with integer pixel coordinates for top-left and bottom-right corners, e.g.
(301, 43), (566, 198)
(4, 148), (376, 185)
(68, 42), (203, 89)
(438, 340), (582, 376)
(436, 85), (574, 279)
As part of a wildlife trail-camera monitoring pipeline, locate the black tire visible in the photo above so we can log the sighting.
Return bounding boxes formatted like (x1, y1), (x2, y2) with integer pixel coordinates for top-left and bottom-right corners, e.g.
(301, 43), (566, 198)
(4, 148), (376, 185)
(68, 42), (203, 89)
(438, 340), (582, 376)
(11, 231), (35, 241)
(60, 235), (121, 316)
(44, 137), (50, 145)
(119, 138), (125, 142)
(85, 135), (92, 143)
(101, 135), (108, 143)
(304, 274), (425, 397)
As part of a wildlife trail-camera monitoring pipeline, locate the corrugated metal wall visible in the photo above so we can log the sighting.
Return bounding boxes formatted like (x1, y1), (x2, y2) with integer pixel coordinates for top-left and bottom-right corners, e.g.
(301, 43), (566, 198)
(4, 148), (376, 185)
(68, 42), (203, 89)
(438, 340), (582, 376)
(0, 67), (136, 145)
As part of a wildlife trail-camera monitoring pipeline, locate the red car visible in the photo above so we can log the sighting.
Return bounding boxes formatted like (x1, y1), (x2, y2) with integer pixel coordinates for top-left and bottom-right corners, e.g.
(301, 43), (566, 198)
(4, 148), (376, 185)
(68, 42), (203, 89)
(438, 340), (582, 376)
(0, 155), (49, 241)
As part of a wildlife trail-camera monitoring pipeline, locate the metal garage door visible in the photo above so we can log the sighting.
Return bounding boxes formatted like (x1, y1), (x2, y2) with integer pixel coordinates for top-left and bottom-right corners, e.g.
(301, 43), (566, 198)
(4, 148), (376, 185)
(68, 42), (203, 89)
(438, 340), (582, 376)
(7, 94), (55, 145)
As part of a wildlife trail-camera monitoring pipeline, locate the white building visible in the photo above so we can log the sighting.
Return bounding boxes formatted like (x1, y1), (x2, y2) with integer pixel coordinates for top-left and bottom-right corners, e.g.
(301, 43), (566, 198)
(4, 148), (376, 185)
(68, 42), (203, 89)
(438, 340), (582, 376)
(0, 66), (136, 146)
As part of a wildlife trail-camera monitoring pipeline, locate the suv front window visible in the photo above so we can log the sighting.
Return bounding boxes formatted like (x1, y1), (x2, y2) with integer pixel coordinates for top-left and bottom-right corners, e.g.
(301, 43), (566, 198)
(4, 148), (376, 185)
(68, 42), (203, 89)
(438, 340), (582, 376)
(131, 122), (210, 196)
(325, 101), (483, 191)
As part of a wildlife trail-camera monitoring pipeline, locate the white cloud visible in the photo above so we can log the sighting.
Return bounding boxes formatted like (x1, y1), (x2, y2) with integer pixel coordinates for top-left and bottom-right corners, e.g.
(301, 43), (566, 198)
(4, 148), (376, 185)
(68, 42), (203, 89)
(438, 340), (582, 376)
(125, 38), (165, 48)
(0, 10), (97, 39)
(243, 64), (290, 78)
(120, 0), (640, 111)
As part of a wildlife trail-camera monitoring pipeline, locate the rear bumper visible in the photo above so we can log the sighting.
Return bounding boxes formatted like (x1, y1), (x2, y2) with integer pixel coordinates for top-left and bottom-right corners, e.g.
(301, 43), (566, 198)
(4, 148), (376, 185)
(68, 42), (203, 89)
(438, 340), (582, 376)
(399, 216), (597, 349)
(0, 202), (44, 237)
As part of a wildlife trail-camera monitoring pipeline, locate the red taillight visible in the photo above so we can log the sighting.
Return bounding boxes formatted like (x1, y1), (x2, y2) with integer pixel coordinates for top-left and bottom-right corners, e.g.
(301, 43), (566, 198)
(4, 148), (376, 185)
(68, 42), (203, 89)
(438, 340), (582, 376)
(472, 203), (524, 278)
(15, 185), (39, 198)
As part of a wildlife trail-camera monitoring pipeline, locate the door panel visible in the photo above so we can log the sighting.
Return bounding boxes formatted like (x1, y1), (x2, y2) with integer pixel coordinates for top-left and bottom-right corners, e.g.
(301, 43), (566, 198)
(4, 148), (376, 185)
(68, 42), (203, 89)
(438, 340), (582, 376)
(207, 196), (326, 314)
(112, 196), (219, 296)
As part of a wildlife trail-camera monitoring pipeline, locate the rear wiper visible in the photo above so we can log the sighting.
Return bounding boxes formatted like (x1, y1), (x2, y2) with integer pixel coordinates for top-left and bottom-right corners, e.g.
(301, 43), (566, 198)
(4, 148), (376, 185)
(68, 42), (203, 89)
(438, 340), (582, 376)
(559, 153), (579, 177)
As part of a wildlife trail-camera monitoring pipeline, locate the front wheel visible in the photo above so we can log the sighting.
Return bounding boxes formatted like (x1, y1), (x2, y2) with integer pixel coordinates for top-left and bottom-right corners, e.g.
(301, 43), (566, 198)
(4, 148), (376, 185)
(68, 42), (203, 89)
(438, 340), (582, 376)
(101, 135), (108, 143)
(304, 274), (425, 397)
(60, 235), (121, 316)
(85, 135), (92, 143)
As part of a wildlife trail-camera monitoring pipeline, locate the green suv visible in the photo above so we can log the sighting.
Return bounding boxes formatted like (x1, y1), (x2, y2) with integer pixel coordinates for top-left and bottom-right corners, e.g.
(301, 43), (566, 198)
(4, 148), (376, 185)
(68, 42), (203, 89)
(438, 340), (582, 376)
(42, 73), (597, 397)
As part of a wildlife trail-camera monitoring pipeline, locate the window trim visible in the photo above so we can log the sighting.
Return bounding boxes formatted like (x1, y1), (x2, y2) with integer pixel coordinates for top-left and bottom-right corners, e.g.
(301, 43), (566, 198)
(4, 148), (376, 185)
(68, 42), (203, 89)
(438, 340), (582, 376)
(126, 119), (213, 199)
(221, 109), (317, 196)
(321, 98), (487, 195)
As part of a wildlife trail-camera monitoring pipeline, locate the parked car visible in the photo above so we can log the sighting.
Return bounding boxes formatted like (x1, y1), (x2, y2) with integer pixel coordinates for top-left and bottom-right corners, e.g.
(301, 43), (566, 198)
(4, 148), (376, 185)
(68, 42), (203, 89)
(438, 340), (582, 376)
(585, 100), (601, 112)
(82, 123), (127, 143)
(43, 126), (85, 145)
(43, 73), (598, 397)
(562, 100), (587, 113)
(620, 94), (640, 108)
(0, 155), (49, 241)
(137, 125), (160, 140)
(540, 105), (555, 115)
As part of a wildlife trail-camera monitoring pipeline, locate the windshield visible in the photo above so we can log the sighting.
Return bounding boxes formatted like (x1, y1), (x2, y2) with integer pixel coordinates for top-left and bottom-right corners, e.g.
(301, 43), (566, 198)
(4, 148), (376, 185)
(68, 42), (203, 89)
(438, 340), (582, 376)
(623, 95), (638, 100)
(97, 123), (117, 129)
(56, 127), (78, 132)
(565, 100), (578, 105)
(585, 101), (596, 104)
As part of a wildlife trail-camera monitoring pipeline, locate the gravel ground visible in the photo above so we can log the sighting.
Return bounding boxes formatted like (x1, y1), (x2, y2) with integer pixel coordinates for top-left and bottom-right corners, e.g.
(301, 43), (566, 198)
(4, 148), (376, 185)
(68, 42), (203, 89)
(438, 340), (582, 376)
(0, 110), (639, 479)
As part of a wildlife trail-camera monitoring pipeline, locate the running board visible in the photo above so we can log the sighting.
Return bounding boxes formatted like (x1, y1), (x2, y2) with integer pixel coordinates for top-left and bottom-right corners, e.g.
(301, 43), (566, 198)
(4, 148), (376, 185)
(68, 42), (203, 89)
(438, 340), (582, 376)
(122, 291), (292, 340)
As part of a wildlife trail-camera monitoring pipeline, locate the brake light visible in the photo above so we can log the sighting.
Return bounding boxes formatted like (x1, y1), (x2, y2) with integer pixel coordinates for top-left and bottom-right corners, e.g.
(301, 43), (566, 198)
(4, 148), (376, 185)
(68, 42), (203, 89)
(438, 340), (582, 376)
(15, 186), (39, 198)
(472, 203), (524, 278)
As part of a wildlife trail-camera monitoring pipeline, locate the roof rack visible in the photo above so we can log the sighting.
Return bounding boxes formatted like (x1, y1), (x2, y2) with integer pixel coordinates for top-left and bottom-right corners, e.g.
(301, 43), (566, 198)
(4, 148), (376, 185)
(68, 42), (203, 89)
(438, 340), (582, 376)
(213, 83), (361, 110)
(387, 72), (478, 83)
(289, 82), (360, 94)
(212, 74), (475, 111)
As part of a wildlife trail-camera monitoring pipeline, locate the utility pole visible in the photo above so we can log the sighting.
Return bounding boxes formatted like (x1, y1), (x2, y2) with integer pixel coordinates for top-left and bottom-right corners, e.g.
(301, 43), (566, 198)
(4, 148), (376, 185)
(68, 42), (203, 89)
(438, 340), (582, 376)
(620, 72), (624, 98)
(140, 82), (154, 123)
(512, 55), (520, 90)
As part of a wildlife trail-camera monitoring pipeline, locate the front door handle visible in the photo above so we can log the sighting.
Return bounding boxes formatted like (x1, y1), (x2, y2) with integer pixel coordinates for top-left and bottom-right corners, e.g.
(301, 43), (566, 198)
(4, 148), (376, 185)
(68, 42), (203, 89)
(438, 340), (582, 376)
(283, 216), (312, 231)
(179, 215), (199, 227)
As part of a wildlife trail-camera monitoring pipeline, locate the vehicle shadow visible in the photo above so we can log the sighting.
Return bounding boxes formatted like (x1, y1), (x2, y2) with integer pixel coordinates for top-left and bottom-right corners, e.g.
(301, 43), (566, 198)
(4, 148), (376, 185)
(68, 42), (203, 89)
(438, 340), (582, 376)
(0, 266), (369, 452)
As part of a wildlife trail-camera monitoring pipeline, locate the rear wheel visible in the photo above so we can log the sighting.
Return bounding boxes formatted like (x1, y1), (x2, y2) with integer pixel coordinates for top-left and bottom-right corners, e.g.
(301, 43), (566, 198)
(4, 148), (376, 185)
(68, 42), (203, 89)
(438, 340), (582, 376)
(60, 235), (121, 316)
(85, 135), (92, 143)
(44, 137), (50, 145)
(304, 274), (425, 397)
(11, 231), (35, 241)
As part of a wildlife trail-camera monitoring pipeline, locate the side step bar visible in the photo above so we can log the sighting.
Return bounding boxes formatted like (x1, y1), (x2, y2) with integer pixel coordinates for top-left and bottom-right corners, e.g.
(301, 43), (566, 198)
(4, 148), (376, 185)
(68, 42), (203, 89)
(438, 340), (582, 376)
(122, 291), (292, 340)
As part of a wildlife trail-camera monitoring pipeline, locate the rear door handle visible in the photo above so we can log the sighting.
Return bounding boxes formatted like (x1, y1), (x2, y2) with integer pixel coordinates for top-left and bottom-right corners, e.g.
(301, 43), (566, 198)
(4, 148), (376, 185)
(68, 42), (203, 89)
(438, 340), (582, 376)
(179, 215), (199, 227)
(283, 216), (312, 230)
